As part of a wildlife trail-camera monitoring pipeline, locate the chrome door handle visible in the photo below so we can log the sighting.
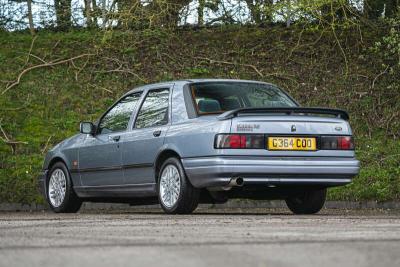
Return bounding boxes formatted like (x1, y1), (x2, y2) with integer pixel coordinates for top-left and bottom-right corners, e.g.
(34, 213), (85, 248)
(153, 130), (161, 137)
(109, 135), (120, 142)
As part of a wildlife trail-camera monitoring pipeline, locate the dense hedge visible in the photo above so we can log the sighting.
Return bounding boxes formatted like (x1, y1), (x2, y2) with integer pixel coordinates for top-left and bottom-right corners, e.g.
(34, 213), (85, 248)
(0, 26), (399, 203)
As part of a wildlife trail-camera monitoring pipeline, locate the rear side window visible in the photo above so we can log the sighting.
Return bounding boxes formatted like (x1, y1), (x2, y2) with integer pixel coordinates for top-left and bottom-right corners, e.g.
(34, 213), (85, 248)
(98, 92), (142, 134)
(191, 82), (297, 115)
(135, 88), (170, 129)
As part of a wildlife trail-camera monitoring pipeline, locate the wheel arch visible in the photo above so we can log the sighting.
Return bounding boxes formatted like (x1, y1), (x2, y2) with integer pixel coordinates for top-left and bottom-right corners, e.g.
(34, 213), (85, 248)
(154, 149), (181, 183)
(45, 153), (77, 181)
(46, 156), (69, 172)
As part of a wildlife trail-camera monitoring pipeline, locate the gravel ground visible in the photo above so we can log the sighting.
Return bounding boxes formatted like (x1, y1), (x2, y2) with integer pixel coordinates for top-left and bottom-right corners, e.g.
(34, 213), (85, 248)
(0, 208), (400, 267)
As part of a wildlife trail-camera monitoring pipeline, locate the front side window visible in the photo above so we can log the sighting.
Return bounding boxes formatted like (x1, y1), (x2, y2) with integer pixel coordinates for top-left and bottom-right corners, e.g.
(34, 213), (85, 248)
(191, 82), (297, 115)
(98, 92), (142, 134)
(135, 88), (169, 129)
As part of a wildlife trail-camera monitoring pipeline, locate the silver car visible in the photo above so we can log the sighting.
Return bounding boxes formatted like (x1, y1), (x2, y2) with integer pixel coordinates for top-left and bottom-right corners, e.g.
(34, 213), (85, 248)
(38, 79), (360, 214)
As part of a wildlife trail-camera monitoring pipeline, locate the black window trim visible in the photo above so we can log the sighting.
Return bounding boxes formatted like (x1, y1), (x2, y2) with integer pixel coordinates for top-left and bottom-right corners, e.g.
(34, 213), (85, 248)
(132, 87), (171, 130)
(187, 81), (299, 117)
(96, 91), (143, 135)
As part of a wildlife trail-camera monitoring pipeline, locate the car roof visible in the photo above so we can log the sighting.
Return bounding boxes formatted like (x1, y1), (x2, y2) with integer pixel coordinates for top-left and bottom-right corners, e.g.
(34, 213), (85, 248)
(185, 79), (273, 85)
(124, 79), (275, 95)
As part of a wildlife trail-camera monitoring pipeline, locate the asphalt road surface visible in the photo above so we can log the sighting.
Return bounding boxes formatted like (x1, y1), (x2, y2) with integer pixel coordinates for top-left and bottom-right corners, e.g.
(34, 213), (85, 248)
(1, 208), (400, 267)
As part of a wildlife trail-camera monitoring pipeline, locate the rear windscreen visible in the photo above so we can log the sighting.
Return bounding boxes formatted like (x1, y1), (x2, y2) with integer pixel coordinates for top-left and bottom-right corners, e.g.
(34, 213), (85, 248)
(191, 82), (297, 115)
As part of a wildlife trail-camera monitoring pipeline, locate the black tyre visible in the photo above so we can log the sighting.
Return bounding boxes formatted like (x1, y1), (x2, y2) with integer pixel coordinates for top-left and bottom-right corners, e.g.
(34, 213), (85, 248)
(158, 157), (200, 214)
(46, 162), (82, 213)
(285, 188), (327, 214)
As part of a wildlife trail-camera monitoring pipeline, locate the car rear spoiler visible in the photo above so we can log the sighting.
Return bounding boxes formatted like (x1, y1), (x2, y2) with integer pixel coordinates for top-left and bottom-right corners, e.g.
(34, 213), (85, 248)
(217, 107), (349, 120)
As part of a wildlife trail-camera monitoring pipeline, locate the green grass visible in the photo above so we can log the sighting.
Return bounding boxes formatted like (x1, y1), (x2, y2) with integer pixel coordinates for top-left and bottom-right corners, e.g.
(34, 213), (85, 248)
(0, 27), (399, 204)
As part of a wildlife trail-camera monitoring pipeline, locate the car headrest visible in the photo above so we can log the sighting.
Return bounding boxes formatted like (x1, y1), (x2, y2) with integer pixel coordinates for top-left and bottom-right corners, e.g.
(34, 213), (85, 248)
(221, 98), (241, 110)
(265, 100), (283, 107)
(198, 99), (221, 113)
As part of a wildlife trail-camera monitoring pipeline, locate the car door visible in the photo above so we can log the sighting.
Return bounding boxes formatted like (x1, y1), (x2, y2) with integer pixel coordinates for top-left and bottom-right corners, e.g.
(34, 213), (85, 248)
(78, 92), (142, 186)
(121, 87), (171, 185)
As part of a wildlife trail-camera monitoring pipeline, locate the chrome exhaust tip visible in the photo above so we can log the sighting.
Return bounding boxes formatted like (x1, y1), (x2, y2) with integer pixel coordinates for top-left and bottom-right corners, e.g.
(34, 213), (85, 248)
(228, 177), (244, 187)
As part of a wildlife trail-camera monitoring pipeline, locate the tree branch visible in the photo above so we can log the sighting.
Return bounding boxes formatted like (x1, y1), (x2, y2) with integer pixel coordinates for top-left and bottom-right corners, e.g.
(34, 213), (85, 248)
(2, 53), (95, 95)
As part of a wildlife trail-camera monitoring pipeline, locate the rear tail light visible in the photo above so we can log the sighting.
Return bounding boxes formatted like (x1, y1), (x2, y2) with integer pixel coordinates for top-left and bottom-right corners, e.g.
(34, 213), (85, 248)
(321, 136), (354, 150)
(215, 134), (264, 149)
(215, 134), (354, 150)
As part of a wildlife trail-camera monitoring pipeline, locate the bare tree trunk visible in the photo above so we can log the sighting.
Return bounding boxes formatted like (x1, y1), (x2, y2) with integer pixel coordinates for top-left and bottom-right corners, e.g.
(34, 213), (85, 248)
(245, 0), (273, 25)
(27, 0), (35, 35)
(54, 0), (72, 29)
(101, 0), (106, 29)
(364, 0), (385, 19)
(245, 0), (261, 24)
(84, 0), (93, 28)
(198, 0), (205, 26)
(103, 0), (117, 27)
(286, 0), (291, 28)
(384, 0), (399, 17)
(150, 0), (191, 28)
(92, 0), (98, 26)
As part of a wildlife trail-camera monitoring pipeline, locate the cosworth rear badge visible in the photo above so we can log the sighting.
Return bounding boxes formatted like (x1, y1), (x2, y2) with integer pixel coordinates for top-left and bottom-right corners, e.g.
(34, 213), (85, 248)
(237, 124), (260, 132)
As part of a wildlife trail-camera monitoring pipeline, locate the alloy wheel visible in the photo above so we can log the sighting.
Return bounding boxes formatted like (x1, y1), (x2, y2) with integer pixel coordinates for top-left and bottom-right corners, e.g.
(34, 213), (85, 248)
(48, 168), (67, 208)
(159, 164), (181, 208)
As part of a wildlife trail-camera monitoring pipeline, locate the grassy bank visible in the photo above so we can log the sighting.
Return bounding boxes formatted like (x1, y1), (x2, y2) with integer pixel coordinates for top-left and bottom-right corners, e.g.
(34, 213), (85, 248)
(0, 26), (399, 203)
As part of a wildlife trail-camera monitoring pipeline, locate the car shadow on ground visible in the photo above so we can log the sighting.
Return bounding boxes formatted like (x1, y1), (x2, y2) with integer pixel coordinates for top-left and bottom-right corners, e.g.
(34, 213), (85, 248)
(76, 207), (398, 217)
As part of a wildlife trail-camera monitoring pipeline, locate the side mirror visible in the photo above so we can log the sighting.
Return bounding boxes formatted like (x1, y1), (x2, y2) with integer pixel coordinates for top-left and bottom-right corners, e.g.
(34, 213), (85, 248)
(80, 122), (96, 135)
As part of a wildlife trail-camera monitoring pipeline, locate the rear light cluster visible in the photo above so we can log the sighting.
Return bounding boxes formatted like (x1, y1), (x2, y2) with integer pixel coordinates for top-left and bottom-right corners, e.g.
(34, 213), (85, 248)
(215, 134), (264, 149)
(320, 136), (355, 150)
(215, 134), (355, 150)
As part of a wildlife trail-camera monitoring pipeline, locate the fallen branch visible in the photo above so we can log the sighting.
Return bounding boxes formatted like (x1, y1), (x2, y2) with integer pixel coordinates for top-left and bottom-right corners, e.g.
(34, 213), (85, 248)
(2, 53), (95, 95)
(371, 65), (389, 89)
(24, 35), (38, 65)
(331, 24), (349, 77)
(194, 56), (264, 77)
(71, 56), (90, 82)
(379, 153), (400, 163)
(22, 53), (49, 65)
(162, 52), (184, 68)
(263, 72), (298, 83)
(95, 69), (147, 83)
(97, 57), (147, 83)
(385, 111), (399, 136)
(0, 122), (28, 154)
(88, 83), (113, 94)
(41, 135), (53, 154)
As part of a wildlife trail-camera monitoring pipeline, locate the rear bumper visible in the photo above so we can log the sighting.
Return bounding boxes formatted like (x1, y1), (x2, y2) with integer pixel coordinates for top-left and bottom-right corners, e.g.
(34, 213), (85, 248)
(182, 156), (360, 188)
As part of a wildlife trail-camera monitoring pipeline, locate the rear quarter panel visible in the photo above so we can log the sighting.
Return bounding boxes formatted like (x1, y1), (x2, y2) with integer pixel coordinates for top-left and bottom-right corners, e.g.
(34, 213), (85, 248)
(165, 116), (231, 158)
